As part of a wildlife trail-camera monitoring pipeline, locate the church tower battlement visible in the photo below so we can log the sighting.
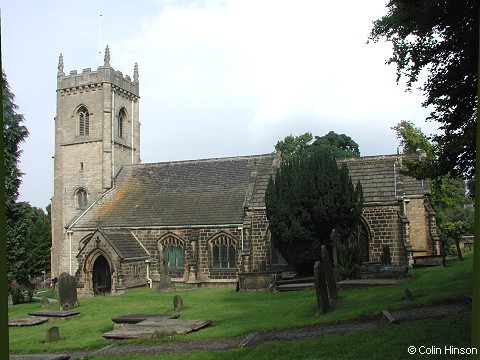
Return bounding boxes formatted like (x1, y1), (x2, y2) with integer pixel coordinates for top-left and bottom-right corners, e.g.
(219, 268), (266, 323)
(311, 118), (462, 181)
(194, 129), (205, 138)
(51, 46), (141, 278)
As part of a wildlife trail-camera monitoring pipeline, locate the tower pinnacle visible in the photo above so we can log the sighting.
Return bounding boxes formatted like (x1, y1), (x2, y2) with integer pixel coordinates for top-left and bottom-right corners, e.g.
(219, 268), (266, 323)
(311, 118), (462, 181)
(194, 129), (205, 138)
(58, 53), (64, 76)
(104, 45), (111, 67)
(134, 63), (139, 84)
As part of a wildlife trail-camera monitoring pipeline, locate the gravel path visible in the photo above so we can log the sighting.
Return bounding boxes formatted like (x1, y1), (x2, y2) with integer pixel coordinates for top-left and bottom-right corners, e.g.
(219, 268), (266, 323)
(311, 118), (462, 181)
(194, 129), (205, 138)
(11, 296), (471, 360)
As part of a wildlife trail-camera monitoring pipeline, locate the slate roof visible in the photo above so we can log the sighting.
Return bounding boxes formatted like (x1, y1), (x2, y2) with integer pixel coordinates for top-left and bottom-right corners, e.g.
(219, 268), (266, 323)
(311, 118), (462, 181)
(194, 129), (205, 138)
(70, 154), (278, 229)
(99, 228), (149, 259)
(339, 155), (429, 204)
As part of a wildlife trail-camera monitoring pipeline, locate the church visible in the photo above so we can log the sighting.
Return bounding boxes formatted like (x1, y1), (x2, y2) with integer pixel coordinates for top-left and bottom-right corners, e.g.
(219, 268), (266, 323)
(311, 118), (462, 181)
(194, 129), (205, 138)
(51, 47), (439, 295)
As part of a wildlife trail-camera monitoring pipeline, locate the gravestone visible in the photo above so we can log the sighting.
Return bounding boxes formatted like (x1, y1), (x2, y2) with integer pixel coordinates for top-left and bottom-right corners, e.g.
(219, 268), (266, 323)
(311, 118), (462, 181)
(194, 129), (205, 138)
(157, 275), (171, 291)
(173, 295), (184, 311)
(314, 261), (329, 314)
(404, 288), (415, 301)
(46, 326), (60, 342)
(58, 272), (78, 310)
(321, 245), (337, 299)
(8, 294), (13, 306)
(41, 297), (50, 308)
(381, 245), (392, 265)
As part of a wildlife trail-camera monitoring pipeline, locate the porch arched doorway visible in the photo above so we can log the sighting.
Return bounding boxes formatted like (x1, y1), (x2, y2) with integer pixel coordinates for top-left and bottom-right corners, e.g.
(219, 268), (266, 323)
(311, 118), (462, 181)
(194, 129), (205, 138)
(92, 255), (111, 295)
(359, 216), (373, 263)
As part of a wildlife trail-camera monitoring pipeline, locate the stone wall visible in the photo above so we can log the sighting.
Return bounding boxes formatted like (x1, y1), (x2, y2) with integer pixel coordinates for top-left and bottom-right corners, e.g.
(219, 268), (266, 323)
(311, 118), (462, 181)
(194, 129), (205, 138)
(405, 196), (430, 255)
(362, 203), (406, 265)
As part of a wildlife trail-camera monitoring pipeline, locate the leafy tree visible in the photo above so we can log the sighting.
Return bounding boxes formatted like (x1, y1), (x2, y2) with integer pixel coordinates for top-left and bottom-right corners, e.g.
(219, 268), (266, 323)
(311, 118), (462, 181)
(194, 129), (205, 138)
(3, 70), (29, 287)
(311, 131), (360, 159)
(369, 0), (479, 178)
(274, 132), (314, 162)
(275, 131), (360, 162)
(392, 121), (473, 253)
(265, 149), (363, 274)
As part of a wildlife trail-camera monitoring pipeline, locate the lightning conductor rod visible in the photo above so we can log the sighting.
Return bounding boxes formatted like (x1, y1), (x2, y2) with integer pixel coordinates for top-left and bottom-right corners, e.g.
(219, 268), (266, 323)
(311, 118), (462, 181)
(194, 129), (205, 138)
(98, 14), (103, 66)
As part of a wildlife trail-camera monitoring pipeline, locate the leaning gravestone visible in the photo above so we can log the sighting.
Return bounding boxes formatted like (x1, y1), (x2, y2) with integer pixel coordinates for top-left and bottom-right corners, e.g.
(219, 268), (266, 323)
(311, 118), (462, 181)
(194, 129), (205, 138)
(58, 272), (78, 310)
(314, 261), (329, 314)
(173, 295), (184, 311)
(321, 245), (337, 300)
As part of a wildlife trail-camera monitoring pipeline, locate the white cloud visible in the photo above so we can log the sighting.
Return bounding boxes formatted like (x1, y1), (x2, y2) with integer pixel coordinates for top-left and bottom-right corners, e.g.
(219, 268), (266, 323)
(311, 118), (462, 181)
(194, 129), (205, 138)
(4, 0), (441, 208)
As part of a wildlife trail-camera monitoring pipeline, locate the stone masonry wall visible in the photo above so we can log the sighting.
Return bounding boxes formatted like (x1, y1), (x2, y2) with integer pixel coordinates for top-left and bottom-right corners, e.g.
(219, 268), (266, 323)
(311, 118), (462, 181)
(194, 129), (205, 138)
(249, 209), (271, 271)
(362, 204), (406, 265)
(405, 196), (430, 255)
(132, 227), (242, 284)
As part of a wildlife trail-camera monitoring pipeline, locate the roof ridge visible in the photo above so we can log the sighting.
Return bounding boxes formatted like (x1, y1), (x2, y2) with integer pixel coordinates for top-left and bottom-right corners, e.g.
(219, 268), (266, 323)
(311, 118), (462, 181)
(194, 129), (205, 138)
(122, 153), (277, 168)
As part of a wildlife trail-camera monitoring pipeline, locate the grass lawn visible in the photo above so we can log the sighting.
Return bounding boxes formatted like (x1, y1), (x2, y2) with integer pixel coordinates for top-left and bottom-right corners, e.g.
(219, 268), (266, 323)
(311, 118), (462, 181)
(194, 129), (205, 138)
(8, 252), (473, 356)
(84, 314), (471, 360)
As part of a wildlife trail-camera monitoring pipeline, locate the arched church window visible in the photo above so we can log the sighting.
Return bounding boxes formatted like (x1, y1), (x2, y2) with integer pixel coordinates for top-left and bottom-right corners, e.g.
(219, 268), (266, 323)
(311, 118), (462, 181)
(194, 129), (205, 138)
(118, 108), (127, 139)
(210, 234), (236, 269)
(75, 188), (88, 209)
(159, 235), (184, 270)
(77, 106), (89, 136)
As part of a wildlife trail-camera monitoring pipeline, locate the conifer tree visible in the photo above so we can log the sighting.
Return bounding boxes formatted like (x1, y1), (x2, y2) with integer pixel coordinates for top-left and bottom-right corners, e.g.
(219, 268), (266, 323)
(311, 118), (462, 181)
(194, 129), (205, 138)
(3, 70), (30, 286)
(266, 149), (363, 274)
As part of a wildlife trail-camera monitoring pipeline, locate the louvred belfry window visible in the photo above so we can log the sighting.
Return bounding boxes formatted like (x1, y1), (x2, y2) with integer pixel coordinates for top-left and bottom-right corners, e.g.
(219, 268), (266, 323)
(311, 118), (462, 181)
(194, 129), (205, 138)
(118, 108), (127, 139)
(78, 106), (89, 136)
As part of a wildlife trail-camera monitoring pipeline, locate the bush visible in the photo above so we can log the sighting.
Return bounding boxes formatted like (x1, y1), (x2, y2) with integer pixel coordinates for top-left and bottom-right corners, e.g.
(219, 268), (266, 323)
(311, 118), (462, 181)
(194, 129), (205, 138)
(335, 237), (362, 280)
(10, 284), (34, 304)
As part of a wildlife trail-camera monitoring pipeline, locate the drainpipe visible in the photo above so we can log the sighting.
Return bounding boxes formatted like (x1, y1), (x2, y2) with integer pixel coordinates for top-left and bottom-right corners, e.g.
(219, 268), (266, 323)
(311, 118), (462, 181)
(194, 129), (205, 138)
(145, 259), (152, 288)
(67, 230), (73, 274)
(131, 99), (134, 164)
(393, 163), (397, 198)
(238, 226), (244, 251)
(111, 88), (115, 185)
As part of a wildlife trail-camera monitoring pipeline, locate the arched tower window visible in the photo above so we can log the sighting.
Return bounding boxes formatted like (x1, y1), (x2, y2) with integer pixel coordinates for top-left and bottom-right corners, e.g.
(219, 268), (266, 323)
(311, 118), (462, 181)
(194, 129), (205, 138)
(75, 188), (88, 209)
(118, 108), (127, 139)
(77, 106), (89, 136)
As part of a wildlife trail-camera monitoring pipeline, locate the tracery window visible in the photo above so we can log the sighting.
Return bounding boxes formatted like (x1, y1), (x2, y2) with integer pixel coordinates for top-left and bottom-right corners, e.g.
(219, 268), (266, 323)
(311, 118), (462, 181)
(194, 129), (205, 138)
(210, 234), (236, 269)
(159, 235), (184, 270)
(75, 188), (88, 209)
(77, 106), (89, 136)
(118, 108), (127, 139)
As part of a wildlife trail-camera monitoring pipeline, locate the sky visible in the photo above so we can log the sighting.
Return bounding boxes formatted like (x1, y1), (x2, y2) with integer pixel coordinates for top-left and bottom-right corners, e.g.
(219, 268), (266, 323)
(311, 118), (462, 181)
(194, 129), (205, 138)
(2, 0), (440, 210)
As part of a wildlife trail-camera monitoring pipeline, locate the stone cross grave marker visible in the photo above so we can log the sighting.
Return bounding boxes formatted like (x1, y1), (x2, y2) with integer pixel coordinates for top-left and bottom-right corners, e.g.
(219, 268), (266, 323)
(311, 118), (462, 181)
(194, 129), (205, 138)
(58, 272), (78, 311)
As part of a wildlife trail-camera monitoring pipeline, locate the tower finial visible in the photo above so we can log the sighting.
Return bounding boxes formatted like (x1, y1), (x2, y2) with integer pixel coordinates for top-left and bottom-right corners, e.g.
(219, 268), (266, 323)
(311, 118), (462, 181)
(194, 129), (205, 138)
(133, 63), (139, 84)
(58, 53), (64, 76)
(104, 45), (111, 67)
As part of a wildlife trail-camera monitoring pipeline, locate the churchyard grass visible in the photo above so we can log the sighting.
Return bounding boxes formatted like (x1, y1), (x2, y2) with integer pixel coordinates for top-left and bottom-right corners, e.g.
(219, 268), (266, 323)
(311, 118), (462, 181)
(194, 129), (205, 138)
(8, 252), (473, 355)
(83, 313), (471, 360)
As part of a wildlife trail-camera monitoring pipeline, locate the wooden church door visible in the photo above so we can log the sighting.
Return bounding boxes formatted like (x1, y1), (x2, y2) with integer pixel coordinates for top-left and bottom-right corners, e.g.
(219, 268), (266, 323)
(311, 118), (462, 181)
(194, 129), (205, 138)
(93, 255), (111, 295)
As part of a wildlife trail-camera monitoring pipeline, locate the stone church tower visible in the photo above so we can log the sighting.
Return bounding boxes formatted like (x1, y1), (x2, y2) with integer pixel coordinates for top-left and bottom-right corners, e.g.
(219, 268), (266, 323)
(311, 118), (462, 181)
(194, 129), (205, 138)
(51, 46), (141, 278)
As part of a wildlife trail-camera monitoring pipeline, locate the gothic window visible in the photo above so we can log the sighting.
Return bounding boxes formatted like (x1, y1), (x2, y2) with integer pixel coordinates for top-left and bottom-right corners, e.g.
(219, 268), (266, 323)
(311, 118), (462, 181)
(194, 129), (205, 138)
(159, 235), (184, 270)
(118, 108), (127, 139)
(77, 106), (89, 136)
(210, 234), (237, 269)
(75, 188), (88, 209)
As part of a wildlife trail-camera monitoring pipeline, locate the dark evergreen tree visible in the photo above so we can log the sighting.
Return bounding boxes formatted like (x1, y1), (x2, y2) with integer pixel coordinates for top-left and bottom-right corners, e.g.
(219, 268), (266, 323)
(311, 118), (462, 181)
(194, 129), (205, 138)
(3, 70), (30, 287)
(266, 149), (363, 274)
